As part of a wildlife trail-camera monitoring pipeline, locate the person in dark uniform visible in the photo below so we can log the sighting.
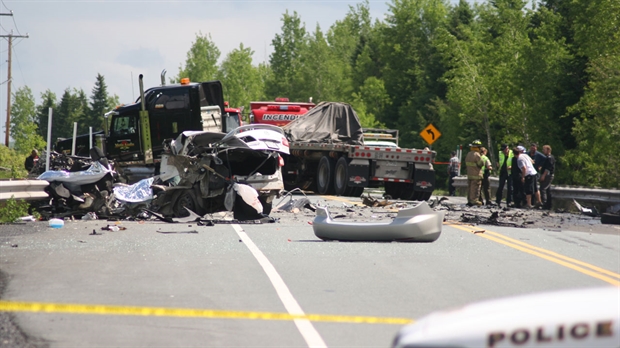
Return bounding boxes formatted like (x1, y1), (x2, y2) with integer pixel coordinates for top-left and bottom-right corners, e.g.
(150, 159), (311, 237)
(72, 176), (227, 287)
(24, 149), (39, 172)
(539, 145), (556, 210)
(529, 143), (546, 207)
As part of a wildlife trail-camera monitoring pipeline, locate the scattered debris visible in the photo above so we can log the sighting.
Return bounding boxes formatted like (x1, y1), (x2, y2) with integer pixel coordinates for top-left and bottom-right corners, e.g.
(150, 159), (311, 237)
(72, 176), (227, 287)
(361, 194), (393, 207)
(81, 212), (98, 220)
(48, 218), (64, 229)
(90, 229), (102, 235)
(601, 213), (620, 225)
(573, 199), (599, 217)
(101, 225), (126, 231)
(607, 204), (620, 214)
(428, 196), (449, 209)
(273, 188), (316, 212)
(460, 211), (525, 228)
(145, 210), (175, 223)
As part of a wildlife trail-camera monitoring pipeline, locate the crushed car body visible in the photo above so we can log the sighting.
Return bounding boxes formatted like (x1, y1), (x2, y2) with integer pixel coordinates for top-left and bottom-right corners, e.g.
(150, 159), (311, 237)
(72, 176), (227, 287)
(392, 286), (620, 348)
(33, 148), (117, 219)
(312, 201), (444, 242)
(152, 128), (285, 218)
(31, 124), (287, 221)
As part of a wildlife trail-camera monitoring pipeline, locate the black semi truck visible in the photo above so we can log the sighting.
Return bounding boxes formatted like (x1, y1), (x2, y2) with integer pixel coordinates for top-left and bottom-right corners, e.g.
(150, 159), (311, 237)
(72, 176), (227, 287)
(56, 74), (241, 182)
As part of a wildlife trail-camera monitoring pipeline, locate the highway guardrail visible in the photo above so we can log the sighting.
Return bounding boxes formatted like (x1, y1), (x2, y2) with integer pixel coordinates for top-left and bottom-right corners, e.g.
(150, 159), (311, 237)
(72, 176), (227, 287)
(1, 177), (618, 205)
(0, 180), (49, 201)
(453, 176), (620, 203)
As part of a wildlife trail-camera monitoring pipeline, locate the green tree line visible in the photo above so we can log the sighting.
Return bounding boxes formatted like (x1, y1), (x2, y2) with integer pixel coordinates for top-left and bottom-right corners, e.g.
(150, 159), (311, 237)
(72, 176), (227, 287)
(1, 74), (119, 178)
(3, 0), (618, 188)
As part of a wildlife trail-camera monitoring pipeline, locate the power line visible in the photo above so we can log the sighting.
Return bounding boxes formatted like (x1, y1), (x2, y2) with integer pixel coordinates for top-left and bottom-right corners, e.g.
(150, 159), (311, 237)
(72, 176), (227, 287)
(10, 12), (22, 36)
(0, 0), (9, 12)
(0, 11), (29, 146)
(12, 42), (26, 88)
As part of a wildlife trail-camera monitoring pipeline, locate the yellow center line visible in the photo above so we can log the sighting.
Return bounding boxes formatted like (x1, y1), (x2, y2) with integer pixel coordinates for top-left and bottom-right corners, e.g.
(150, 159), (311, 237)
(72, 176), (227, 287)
(0, 300), (413, 325)
(320, 195), (365, 206)
(448, 223), (620, 286)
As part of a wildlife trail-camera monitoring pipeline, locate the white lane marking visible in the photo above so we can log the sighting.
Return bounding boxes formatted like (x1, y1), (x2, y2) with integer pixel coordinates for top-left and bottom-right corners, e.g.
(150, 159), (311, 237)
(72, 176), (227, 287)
(232, 224), (327, 348)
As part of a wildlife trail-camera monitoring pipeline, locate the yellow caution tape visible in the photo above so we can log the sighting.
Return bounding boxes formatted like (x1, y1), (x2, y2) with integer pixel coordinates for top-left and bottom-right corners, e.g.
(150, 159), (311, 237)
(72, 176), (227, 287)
(0, 300), (413, 325)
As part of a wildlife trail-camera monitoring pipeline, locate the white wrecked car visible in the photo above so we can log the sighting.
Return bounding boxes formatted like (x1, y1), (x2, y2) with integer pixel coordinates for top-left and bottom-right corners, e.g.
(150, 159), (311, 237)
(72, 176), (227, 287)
(155, 127), (285, 218)
(229, 124), (290, 155)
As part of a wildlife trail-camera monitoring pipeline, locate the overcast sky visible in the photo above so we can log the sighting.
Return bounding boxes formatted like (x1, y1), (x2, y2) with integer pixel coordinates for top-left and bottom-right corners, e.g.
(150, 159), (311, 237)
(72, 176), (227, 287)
(0, 0), (464, 142)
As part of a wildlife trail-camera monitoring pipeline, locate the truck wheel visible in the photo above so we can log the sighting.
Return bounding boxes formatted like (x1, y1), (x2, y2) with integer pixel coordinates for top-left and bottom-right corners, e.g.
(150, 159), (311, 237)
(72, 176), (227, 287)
(400, 183), (416, 201)
(384, 182), (399, 199)
(412, 191), (432, 201)
(316, 156), (335, 195)
(348, 187), (364, 197)
(334, 157), (349, 196)
(421, 191), (432, 201)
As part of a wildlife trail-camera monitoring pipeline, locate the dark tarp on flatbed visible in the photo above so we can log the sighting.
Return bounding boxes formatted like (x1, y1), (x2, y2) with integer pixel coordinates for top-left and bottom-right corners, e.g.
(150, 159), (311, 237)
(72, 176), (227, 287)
(282, 102), (363, 145)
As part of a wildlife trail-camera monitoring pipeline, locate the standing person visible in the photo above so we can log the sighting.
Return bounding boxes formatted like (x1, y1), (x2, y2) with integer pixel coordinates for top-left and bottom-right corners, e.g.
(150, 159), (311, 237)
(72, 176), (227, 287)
(478, 147), (493, 205)
(495, 144), (513, 207)
(447, 151), (459, 196)
(24, 149), (39, 172)
(511, 147), (523, 208)
(465, 140), (484, 206)
(539, 145), (555, 210)
(517, 145), (537, 209)
(529, 143), (545, 207)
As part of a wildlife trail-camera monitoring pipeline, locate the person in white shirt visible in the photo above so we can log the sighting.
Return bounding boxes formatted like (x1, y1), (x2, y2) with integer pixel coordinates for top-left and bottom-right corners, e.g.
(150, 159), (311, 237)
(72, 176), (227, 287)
(516, 145), (537, 208)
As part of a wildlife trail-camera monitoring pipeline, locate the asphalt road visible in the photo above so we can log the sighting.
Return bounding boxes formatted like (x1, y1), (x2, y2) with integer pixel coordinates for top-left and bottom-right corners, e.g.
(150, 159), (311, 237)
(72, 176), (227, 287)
(1, 193), (619, 347)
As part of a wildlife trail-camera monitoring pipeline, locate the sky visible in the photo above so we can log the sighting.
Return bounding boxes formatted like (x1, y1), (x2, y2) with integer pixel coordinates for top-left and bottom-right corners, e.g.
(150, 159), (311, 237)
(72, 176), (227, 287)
(0, 0), (464, 143)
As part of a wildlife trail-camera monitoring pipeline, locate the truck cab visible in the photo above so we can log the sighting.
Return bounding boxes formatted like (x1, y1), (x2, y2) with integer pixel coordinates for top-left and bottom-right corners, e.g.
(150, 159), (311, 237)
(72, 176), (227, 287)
(105, 79), (237, 165)
(224, 102), (244, 127)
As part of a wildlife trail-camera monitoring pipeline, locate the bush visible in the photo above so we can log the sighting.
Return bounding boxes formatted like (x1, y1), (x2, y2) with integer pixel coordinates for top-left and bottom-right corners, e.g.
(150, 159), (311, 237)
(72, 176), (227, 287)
(0, 145), (28, 179)
(0, 197), (31, 223)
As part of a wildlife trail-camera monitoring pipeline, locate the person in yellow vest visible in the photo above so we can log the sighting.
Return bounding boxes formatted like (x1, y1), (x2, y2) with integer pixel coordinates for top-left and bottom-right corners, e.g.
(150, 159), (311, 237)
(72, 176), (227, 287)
(465, 140), (485, 206)
(478, 147), (493, 205)
(495, 144), (514, 207)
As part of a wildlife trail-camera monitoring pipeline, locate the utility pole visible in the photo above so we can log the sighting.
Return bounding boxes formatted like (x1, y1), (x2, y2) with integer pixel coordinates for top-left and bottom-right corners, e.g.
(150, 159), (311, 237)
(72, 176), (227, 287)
(1, 11), (29, 146)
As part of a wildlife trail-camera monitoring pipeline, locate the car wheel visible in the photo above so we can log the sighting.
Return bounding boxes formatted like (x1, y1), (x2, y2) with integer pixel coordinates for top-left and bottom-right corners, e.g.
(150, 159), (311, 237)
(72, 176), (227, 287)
(173, 191), (198, 218)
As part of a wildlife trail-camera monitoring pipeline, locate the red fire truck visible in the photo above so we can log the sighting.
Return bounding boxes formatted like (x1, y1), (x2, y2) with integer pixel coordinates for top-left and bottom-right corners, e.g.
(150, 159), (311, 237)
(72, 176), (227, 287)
(249, 98), (315, 126)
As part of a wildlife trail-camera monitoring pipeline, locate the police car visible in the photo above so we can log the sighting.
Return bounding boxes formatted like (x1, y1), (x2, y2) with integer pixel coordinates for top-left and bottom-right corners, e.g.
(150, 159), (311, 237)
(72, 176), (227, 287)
(392, 286), (619, 348)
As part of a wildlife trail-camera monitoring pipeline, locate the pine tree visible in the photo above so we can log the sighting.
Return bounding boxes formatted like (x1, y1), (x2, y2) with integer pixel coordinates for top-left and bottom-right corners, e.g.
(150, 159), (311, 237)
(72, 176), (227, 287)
(89, 74), (112, 132)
